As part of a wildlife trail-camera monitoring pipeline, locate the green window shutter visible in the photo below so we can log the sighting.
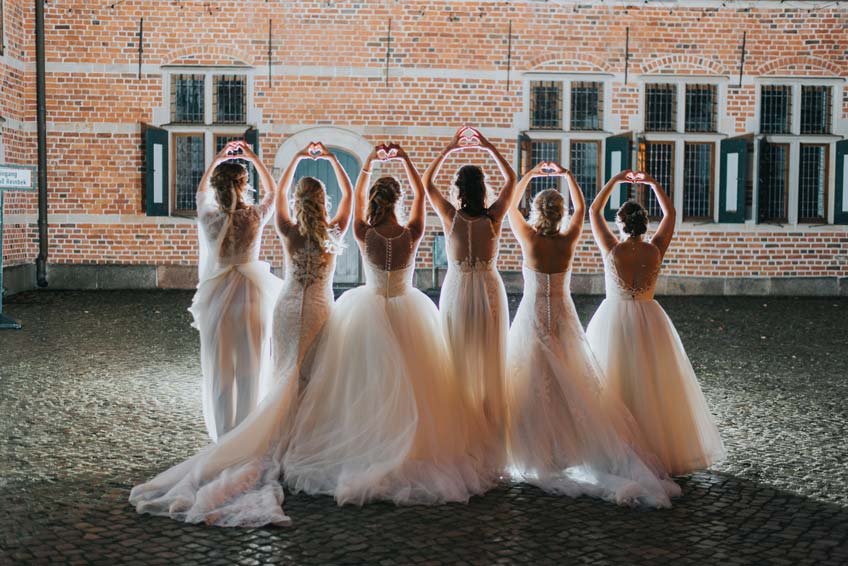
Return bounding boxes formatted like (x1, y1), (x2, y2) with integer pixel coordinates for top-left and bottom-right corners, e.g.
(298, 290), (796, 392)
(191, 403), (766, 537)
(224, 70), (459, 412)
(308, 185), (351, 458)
(834, 139), (848, 225)
(603, 133), (632, 221)
(718, 136), (749, 223)
(143, 124), (169, 216)
(243, 127), (260, 203)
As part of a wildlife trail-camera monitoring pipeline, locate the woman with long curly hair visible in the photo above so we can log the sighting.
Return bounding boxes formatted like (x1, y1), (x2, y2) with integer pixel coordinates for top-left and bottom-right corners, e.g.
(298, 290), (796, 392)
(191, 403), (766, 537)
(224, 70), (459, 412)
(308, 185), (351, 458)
(504, 162), (680, 507)
(586, 170), (724, 476)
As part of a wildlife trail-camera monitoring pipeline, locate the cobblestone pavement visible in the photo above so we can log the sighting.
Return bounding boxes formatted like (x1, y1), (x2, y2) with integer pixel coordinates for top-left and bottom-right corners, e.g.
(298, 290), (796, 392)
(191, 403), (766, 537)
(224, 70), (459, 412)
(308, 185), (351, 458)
(1, 290), (847, 565)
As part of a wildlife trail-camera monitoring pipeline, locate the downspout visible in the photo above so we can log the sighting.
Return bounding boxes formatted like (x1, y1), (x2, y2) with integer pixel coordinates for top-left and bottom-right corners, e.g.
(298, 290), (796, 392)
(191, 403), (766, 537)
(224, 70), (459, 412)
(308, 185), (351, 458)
(35, 0), (48, 287)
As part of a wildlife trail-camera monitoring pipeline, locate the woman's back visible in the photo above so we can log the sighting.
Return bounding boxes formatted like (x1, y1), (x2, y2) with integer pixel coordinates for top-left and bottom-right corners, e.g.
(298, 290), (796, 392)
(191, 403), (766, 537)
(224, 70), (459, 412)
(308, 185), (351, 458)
(199, 194), (273, 266)
(520, 231), (576, 275)
(605, 241), (662, 300)
(447, 211), (500, 270)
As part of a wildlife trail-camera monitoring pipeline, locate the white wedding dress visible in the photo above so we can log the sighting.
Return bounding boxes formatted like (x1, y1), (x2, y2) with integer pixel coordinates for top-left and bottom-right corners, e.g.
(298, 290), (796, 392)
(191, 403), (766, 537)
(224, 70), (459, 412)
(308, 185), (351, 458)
(438, 211), (510, 475)
(586, 245), (725, 476)
(507, 264), (680, 507)
(129, 236), (337, 527)
(284, 226), (490, 505)
(191, 190), (282, 441)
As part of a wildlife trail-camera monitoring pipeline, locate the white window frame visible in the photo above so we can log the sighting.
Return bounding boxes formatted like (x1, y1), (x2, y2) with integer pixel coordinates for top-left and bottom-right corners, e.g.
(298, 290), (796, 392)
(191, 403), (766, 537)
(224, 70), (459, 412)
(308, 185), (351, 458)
(755, 77), (844, 225)
(156, 65), (256, 215)
(638, 75), (729, 226)
(522, 73), (613, 214)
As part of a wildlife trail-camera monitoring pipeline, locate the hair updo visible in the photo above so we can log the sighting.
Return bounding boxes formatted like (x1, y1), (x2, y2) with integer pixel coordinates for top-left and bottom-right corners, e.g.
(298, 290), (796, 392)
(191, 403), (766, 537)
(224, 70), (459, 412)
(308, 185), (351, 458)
(452, 164), (490, 217)
(293, 176), (338, 252)
(367, 176), (403, 226)
(529, 189), (566, 236)
(210, 162), (248, 212)
(616, 199), (649, 237)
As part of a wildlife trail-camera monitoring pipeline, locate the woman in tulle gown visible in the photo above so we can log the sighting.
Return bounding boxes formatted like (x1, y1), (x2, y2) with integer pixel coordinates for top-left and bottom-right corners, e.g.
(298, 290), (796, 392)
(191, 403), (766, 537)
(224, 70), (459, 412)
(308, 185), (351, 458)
(505, 162), (680, 507)
(190, 140), (282, 441)
(129, 141), (353, 527)
(284, 143), (490, 505)
(586, 170), (725, 476)
(423, 127), (516, 475)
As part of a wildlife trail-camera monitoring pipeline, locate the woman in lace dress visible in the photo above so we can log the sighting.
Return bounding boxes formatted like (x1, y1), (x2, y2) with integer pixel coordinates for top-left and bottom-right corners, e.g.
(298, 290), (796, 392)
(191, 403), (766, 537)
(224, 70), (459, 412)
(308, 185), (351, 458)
(284, 143), (490, 505)
(505, 162), (679, 506)
(130, 141), (352, 527)
(586, 170), (725, 476)
(189, 140), (282, 441)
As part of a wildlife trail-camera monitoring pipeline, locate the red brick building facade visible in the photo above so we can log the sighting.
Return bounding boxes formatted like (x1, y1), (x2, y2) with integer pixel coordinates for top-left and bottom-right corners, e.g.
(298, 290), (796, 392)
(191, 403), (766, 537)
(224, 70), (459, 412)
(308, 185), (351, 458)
(1, 0), (847, 295)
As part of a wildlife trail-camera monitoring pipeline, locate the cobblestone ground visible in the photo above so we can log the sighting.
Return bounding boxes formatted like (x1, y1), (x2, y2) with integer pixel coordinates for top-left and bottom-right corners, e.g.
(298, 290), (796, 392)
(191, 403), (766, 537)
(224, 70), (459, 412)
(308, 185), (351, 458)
(1, 290), (847, 565)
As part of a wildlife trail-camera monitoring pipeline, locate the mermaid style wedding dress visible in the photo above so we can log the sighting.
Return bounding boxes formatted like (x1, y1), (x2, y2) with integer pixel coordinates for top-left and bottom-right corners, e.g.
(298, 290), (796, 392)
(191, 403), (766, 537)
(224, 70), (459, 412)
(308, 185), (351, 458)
(438, 211), (510, 475)
(191, 190), (282, 441)
(284, 226), (489, 505)
(586, 247), (725, 476)
(507, 265), (681, 507)
(130, 238), (336, 527)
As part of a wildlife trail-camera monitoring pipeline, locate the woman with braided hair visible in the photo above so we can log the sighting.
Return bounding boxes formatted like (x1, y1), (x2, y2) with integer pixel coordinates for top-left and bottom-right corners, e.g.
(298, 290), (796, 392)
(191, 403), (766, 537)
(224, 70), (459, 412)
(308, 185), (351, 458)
(504, 162), (680, 507)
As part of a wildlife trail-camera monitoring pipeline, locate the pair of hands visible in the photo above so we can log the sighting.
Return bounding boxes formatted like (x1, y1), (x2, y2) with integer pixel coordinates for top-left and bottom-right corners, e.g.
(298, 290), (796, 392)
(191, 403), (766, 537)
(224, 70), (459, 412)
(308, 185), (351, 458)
(611, 169), (658, 187)
(444, 126), (496, 155)
(212, 140), (259, 167)
(366, 142), (409, 166)
(527, 160), (570, 178)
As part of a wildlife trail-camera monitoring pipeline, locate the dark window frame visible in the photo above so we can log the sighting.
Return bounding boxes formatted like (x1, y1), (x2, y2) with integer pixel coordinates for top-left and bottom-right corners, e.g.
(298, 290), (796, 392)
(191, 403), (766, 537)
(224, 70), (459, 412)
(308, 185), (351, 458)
(529, 81), (563, 130)
(171, 132), (206, 215)
(684, 84), (717, 133)
(569, 139), (602, 217)
(800, 85), (832, 135)
(797, 143), (829, 223)
(213, 74), (248, 125)
(759, 85), (792, 135)
(639, 140), (675, 219)
(682, 141), (715, 220)
(170, 74), (206, 124)
(644, 83), (677, 132)
(570, 81), (604, 132)
(758, 142), (790, 223)
(526, 139), (562, 206)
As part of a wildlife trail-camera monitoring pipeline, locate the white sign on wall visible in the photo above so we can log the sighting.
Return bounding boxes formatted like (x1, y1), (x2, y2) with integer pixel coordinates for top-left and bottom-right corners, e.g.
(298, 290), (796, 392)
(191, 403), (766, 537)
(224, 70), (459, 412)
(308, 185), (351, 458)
(0, 164), (37, 192)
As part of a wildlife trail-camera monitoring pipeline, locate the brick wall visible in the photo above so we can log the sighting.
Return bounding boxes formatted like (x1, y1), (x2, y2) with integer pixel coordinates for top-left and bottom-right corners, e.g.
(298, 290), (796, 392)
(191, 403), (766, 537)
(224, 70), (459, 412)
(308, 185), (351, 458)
(1, 0), (847, 286)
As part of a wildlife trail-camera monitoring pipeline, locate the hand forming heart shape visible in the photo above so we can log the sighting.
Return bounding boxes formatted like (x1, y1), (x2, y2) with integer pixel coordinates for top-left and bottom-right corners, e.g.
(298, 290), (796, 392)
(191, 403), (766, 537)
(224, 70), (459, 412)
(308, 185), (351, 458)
(307, 143), (323, 158)
(456, 126), (481, 147)
(625, 171), (645, 183)
(376, 147), (399, 161)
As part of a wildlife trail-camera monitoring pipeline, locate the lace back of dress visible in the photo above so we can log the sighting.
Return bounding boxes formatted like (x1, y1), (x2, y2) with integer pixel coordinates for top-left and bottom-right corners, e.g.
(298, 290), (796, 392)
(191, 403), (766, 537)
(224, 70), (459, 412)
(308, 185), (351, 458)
(363, 227), (416, 299)
(604, 248), (662, 300)
(447, 211), (499, 270)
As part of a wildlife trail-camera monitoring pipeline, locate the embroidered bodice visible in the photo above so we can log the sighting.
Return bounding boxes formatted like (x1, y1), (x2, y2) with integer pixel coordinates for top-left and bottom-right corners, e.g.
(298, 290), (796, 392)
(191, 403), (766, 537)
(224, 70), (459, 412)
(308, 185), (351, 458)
(446, 210), (500, 272)
(283, 237), (336, 288)
(360, 226), (418, 298)
(603, 251), (661, 302)
(197, 190), (274, 267)
(522, 264), (571, 336)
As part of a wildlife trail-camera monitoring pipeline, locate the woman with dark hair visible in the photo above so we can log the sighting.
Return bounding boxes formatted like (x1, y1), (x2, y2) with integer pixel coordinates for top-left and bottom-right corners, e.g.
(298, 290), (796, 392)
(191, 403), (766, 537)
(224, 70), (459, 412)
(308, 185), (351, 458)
(504, 162), (679, 506)
(284, 143), (489, 505)
(586, 170), (724, 476)
(189, 140), (282, 442)
(423, 126), (517, 476)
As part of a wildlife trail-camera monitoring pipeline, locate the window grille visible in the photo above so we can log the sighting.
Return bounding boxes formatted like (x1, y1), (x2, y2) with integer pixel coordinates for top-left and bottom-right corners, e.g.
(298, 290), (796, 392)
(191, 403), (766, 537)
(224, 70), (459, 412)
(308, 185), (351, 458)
(213, 75), (247, 124)
(683, 143), (714, 219)
(641, 142), (674, 217)
(645, 84), (676, 132)
(758, 143), (789, 222)
(174, 134), (205, 212)
(570, 141), (600, 213)
(171, 74), (205, 124)
(529, 140), (561, 199)
(760, 86), (792, 134)
(570, 82), (603, 131)
(530, 82), (562, 130)
(798, 144), (827, 221)
(685, 84), (717, 133)
(800, 86), (831, 135)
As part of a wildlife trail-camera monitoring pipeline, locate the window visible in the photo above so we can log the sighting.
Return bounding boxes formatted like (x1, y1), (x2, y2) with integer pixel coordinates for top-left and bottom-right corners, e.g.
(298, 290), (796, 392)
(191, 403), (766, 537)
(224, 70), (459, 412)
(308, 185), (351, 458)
(173, 134), (205, 212)
(640, 142), (674, 217)
(570, 141), (601, 211)
(570, 82), (603, 131)
(645, 84), (676, 132)
(800, 86), (831, 135)
(685, 84), (717, 133)
(530, 82), (562, 130)
(760, 85), (792, 134)
(214, 75), (247, 124)
(683, 143), (713, 219)
(528, 140), (561, 198)
(798, 144), (827, 222)
(171, 74), (205, 124)
(758, 143), (789, 222)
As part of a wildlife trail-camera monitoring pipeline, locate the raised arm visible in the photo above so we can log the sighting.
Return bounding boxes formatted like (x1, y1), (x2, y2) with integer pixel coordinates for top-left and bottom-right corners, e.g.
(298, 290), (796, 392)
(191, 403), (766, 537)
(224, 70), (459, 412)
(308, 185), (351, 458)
(231, 141), (275, 217)
(422, 133), (462, 223)
(508, 161), (548, 245)
(353, 145), (380, 241)
(393, 144), (426, 240)
(641, 172), (676, 257)
(275, 144), (311, 233)
(196, 143), (237, 199)
(474, 128), (517, 221)
(589, 170), (631, 255)
(315, 144), (354, 237)
(562, 169), (585, 246)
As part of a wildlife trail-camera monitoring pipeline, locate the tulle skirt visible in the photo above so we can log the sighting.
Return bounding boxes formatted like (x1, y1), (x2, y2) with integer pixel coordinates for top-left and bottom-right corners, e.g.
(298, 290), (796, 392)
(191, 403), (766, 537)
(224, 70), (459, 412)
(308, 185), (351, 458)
(439, 266), (510, 474)
(189, 260), (283, 441)
(507, 293), (680, 507)
(284, 285), (490, 506)
(586, 298), (725, 476)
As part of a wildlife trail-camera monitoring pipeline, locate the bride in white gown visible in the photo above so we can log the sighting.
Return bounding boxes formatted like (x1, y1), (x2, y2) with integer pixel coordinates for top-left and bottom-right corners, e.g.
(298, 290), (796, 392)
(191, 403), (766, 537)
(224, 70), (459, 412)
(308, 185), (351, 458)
(586, 170), (725, 476)
(191, 141), (282, 441)
(505, 162), (680, 507)
(422, 127), (516, 475)
(129, 141), (353, 527)
(284, 143), (490, 505)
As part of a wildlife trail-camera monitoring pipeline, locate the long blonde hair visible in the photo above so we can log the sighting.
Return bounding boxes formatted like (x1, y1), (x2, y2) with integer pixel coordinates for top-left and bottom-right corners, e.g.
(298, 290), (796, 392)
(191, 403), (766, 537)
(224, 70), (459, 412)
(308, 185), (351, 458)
(529, 189), (566, 236)
(367, 176), (403, 226)
(210, 162), (248, 213)
(293, 176), (342, 253)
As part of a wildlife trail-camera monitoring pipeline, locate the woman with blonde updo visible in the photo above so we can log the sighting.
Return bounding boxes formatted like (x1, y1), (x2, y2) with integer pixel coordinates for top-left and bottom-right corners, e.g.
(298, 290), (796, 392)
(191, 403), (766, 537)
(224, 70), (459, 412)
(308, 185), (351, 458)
(284, 142), (490, 506)
(504, 161), (680, 507)
(587, 170), (724, 476)
(131, 141), (353, 528)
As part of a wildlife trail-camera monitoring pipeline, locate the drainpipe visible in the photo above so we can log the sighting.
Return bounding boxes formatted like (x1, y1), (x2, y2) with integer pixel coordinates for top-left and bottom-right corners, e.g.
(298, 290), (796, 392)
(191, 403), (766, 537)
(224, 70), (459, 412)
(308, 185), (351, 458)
(35, 0), (48, 287)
